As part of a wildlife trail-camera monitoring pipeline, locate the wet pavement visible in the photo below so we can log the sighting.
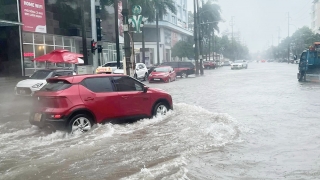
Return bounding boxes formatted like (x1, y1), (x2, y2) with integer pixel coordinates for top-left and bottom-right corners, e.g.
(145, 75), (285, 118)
(1, 62), (320, 179)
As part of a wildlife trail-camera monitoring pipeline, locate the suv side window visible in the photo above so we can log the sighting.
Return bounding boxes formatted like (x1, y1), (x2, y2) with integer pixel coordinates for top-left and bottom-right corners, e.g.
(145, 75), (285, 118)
(82, 77), (114, 92)
(113, 76), (143, 91)
(63, 71), (73, 76)
(180, 62), (194, 68)
(53, 72), (64, 77)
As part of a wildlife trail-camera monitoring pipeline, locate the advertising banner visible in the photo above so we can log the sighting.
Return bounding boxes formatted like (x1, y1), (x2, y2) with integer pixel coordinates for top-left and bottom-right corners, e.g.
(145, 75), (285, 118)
(20, 0), (46, 33)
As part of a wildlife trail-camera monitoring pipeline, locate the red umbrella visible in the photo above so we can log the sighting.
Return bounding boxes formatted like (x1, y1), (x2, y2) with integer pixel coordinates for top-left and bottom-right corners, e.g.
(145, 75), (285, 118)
(33, 49), (83, 64)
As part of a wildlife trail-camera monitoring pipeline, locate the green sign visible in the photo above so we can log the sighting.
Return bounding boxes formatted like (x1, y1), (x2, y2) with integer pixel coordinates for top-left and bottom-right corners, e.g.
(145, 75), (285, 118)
(129, 5), (147, 33)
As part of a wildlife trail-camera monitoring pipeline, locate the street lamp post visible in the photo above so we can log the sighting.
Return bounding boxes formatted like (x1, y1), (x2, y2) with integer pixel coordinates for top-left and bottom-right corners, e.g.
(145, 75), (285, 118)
(194, 0), (199, 76)
(122, 0), (131, 76)
(156, 8), (160, 65)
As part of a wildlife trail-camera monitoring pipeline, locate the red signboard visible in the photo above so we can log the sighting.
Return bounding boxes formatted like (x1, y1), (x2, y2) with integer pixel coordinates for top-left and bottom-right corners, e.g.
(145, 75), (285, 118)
(23, 52), (35, 57)
(20, 0), (46, 33)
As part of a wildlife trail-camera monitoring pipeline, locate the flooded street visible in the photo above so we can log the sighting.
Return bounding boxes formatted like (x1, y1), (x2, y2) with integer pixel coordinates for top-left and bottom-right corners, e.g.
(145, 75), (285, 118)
(1, 63), (320, 179)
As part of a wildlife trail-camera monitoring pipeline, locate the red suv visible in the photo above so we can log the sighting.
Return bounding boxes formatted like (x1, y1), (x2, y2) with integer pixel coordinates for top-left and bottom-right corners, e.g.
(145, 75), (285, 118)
(29, 74), (173, 133)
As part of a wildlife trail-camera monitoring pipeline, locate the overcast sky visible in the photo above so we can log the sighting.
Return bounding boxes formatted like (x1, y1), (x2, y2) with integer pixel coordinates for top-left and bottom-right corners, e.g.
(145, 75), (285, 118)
(187, 0), (312, 53)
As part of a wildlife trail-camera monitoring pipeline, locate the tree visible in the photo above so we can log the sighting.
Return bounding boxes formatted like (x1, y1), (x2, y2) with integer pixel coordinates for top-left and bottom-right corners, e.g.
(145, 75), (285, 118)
(199, 1), (221, 34)
(213, 35), (249, 60)
(266, 26), (320, 60)
(171, 40), (194, 60)
(102, 0), (176, 23)
(198, 1), (222, 60)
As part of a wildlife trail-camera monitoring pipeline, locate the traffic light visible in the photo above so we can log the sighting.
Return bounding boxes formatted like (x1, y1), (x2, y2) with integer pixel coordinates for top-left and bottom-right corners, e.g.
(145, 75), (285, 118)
(97, 45), (103, 53)
(91, 39), (97, 54)
(96, 18), (102, 41)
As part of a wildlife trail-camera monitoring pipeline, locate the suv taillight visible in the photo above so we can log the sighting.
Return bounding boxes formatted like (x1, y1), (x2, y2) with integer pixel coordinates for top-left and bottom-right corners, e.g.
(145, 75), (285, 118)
(36, 96), (69, 108)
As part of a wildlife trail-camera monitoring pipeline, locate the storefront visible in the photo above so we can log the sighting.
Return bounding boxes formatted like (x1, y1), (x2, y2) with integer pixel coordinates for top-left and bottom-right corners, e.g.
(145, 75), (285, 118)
(22, 32), (79, 76)
(0, 0), (124, 78)
(0, 0), (23, 77)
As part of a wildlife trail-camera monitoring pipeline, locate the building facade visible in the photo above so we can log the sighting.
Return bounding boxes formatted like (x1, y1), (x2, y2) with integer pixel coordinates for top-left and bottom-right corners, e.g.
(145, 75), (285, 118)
(0, 0), (123, 78)
(133, 0), (193, 66)
(312, 0), (320, 33)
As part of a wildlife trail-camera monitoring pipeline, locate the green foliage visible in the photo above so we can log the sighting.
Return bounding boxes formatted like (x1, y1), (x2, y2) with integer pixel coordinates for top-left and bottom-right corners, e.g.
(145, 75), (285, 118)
(265, 26), (320, 59)
(139, 0), (177, 22)
(213, 35), (249, 59)
(103, 0), (177, 23)
(171, 40), (194, 60)
(199, 1), (221, 34)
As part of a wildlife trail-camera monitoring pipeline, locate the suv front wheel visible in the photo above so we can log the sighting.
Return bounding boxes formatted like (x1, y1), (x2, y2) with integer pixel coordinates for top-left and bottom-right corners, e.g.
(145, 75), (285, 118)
(68, 114), (93, 134)
(153, 102), (169, 117)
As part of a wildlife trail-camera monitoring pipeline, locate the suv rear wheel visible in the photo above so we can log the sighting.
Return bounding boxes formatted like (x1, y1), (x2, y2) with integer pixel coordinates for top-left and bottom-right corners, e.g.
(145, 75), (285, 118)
(68, 114), (93, 134)
(181, 72), (187, 78)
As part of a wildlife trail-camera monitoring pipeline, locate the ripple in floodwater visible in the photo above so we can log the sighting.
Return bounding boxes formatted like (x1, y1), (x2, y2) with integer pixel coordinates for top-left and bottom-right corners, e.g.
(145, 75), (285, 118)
(0, 103), (242, 180)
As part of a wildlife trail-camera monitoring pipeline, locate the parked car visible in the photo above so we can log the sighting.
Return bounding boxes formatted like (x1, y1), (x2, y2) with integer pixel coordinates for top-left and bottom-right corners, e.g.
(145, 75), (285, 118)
(203, 61), (216, 69)
(215, 60), (223, 67)
(148, 66), (177, 83)
(113, 63), (149, 81)
(160, 61), (195, 78)
(231, 60), (248, 70)
(223, 61), (231, 66)
(15, 69), (75, 96)
(29, 74), (173, 133)
(96, 61), (122, 74)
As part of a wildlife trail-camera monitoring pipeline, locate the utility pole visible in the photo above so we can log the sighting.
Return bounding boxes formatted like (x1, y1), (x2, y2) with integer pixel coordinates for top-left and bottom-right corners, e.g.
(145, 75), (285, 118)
(81, 0), (88, 65)
(287, 12), (290, 64)
(208, 30), (212, 61)
(230, 16), (235, 61)
(193, 0), (199, 76)
(142, 24), (145, 64)
(156, 9), (160, 65)
(122, 0), (131, 76)
(197, 0), (204, 75)
(114, 0), (121, 68)
(91, 0), (98, 69)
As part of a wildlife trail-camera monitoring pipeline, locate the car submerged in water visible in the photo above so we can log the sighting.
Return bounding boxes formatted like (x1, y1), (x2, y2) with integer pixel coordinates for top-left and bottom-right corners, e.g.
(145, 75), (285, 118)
(29, 74), (173, 133)
(231, 60), (248, 70)
(15, 69), (75, 96)
(148, 66), (177, 83)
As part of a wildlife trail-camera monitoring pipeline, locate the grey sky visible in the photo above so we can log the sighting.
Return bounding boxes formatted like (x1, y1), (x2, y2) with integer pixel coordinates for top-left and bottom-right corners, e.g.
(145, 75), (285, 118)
(187, 0), (312, 53)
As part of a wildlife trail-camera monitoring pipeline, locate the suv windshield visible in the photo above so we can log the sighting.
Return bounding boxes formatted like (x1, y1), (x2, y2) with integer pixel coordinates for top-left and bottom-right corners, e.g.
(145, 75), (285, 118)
(30, 70), (52, 79)
(40, 80), (72, 91)
(154, 67), (169, 72)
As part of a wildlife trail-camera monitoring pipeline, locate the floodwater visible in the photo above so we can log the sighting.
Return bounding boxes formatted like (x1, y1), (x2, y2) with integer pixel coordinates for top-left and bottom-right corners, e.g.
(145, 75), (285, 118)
(1, 62), (320, 179)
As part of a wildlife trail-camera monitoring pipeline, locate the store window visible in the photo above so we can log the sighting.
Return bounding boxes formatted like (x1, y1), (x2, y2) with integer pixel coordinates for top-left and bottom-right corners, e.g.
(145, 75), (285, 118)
(23, 44), (34, 68)
(46, 46), (55, 54)
(64, 38), (71, 46)
(34, 34), (44, 44)
(46, 35), (54, 45)
(55, 36), (63, 46)
(23, 33), (33, 44)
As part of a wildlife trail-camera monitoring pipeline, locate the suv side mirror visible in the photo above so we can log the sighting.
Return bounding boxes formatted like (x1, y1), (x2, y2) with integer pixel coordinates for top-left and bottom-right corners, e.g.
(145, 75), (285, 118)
(294, 55), (298, 60)
(143, 86), (149, 93)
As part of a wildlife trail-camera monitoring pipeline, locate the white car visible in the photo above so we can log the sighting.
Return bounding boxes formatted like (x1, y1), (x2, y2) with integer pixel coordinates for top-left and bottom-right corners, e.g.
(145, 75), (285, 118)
(15, 69), (75, 96)
(113, 63), (149, 81)
(231, 60), (248, 70)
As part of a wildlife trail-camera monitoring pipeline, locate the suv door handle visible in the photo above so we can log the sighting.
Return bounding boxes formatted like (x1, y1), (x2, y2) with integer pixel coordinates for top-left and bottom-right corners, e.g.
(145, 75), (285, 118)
(121, 95), (129, 99)
(84, 97), (94, 101)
